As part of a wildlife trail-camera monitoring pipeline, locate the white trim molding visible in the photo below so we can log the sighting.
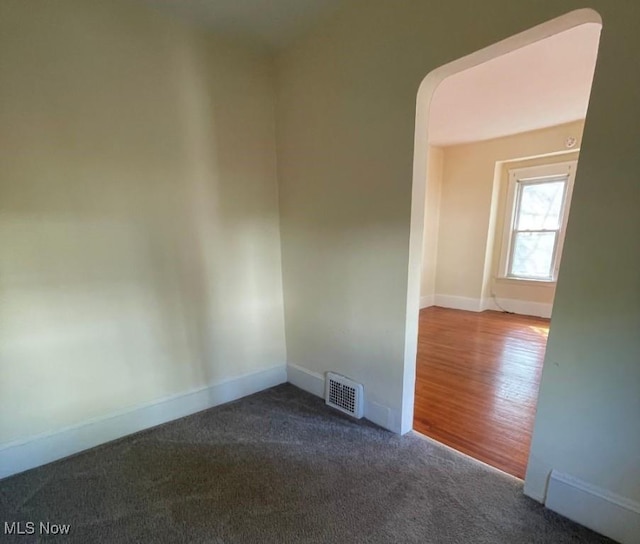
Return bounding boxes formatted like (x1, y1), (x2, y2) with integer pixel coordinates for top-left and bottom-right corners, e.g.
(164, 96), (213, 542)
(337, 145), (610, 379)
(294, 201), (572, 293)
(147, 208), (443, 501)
(433, 294), (484, 312)
(482, 297), (552, 318)
(498, 161), (577, 282)
(287, 362), (325, 398)
(0, 365), (286, 480)
(420, 294), (435, 309)
(286, 363), (400, 433)
(428, 294), (551, 318)
(546, 470), (640, 544)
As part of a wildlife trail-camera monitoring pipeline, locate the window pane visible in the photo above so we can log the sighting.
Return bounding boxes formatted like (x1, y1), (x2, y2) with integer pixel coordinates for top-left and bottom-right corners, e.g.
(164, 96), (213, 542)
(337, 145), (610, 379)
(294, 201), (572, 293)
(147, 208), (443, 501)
(517, 180), (566, 230)
(510, 231), (556, 278)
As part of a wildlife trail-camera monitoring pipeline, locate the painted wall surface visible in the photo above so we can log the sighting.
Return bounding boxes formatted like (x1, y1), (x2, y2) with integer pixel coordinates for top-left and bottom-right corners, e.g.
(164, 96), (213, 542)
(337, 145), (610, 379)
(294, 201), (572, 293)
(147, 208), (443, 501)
(433, 121), (584, 305)
(420, 146), (443, 305)
(276, 0), (640, 510)
(0, 0), (286, 445)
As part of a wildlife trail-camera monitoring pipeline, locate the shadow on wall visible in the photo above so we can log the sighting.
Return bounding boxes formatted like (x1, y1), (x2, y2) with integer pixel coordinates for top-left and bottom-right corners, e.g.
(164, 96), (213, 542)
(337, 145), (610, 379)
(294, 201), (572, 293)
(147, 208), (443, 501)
(0, 0), (285, 448)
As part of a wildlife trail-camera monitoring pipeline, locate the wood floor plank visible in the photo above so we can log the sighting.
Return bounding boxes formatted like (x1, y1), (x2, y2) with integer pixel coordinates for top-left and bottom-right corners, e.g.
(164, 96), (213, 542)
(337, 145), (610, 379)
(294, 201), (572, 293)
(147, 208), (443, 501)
(413, 306), (549, 479)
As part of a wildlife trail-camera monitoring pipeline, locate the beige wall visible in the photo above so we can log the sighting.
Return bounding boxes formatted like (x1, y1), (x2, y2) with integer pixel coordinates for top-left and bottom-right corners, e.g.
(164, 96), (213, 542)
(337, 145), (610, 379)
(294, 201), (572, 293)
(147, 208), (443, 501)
(0, 0), (286, 445)
(426, 121), (584, 312)
(1, 0), (639, 531)
(276, 0), (640, 513)
(420, 146), (443, 305)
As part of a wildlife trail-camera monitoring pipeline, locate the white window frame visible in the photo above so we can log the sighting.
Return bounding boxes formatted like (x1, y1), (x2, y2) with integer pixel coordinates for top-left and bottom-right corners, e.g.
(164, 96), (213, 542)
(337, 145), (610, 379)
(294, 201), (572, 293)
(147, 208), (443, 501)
(498, 160), (577, 283)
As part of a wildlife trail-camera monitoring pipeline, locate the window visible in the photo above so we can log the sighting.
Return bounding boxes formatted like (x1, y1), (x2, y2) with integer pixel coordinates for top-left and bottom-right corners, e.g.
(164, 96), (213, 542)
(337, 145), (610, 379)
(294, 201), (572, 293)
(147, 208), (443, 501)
(499, 161), (576, 282)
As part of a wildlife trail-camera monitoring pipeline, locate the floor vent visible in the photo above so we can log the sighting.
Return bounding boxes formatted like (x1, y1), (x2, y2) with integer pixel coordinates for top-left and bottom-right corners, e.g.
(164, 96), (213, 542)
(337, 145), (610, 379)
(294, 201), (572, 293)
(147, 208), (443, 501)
(325, 372), (364, 418)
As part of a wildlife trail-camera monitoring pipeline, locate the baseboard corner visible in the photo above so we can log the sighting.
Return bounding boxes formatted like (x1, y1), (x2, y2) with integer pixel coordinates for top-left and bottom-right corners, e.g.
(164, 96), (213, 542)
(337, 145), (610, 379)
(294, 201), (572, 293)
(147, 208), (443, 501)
(0, 364), (286, 480)
(286, 363), (325, 398)
(420, 294), (435, 309)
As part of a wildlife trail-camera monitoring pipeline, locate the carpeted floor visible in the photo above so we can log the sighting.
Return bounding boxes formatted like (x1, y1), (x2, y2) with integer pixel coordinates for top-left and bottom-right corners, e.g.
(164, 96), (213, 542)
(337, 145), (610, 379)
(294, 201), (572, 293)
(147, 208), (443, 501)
(0, 384), (612, 543)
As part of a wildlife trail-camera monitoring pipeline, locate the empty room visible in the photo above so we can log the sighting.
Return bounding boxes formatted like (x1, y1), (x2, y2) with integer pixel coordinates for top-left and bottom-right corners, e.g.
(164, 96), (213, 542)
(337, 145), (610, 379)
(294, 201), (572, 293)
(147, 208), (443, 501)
(414, 23), (599, 480)
(1, 1), (638, 543)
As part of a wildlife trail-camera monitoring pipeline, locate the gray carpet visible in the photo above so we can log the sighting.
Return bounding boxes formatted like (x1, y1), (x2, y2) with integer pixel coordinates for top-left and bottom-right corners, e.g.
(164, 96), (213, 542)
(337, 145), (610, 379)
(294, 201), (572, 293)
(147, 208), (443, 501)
(0, 384), (612, 543)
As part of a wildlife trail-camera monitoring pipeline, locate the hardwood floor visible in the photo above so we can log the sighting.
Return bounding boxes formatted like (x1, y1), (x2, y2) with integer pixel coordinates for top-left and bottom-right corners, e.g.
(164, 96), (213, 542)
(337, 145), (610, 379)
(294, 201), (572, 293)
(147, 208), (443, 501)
(413, 306), (549, 479)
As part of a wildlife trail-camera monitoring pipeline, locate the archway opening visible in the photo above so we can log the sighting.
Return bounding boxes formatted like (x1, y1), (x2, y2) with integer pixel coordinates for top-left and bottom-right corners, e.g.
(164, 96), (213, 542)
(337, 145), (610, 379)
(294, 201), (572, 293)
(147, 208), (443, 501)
(402, 9), (602, 480)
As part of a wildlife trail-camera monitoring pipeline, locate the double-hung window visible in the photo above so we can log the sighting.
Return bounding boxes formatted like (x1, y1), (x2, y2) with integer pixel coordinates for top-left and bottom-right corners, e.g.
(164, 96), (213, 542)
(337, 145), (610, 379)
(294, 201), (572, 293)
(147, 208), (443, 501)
(499, 161), (576, 282)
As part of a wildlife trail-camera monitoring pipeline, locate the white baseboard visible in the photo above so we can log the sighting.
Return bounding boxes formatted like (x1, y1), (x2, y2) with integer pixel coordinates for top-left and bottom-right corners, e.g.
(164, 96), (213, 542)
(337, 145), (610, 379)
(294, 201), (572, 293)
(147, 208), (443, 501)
(482, 297), (552, 318)
(287, 362), (325, 398)
(432, 294), (552, 318)
(434, 294), (483, 312)
(545, 470), (640, 544)
(419, 294), (435, 309)
(286, 363), (400, 433)
(0, 365), (286, 480)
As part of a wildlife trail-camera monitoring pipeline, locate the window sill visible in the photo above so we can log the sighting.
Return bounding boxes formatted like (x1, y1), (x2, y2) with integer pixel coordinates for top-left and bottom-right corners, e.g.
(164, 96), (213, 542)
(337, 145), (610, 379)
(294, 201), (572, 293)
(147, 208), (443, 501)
(496, 276), (556, 287)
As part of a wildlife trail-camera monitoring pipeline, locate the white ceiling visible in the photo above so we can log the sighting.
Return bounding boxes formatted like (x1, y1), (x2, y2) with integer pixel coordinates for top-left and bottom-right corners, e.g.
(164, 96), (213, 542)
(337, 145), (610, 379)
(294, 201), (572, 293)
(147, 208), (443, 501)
(429, 23), (601, 146)
(144, 0), (345, 49)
